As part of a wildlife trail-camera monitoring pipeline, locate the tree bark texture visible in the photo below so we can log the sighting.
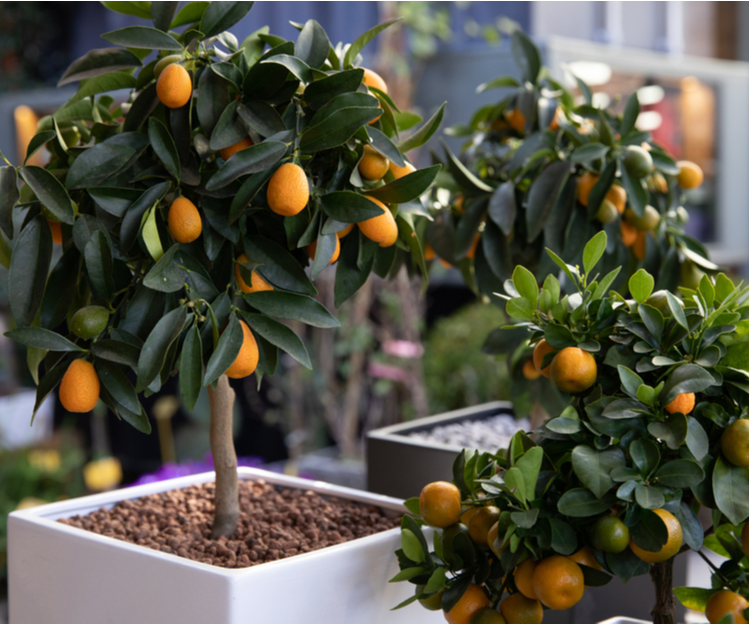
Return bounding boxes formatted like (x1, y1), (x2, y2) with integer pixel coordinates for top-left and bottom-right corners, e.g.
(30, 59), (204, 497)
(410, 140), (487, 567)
(208, 375), (239, 539)
(650, 559), (676, 624)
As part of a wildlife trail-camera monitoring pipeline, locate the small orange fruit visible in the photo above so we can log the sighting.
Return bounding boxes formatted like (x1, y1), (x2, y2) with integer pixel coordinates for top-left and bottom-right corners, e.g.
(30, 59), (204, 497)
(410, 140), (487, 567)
(389, 160), (415, 180)
(307, 236), (341, 265)
(358, 197), (398, 246)
(629, 508), (682, 563)
(549, 347), (597, 394)
(48, 219), (63, 245)
(359, 145), (389, 181)
(606, 184), (627, 214)
(532, 340), (554, 378)
(224, 320), (259, 379)
(705, 590), (749, 624)
(220, 136), (253, 161)
(577, 172), (598, 207)
(337, 223), (355, 238)
(419, 481), (461, 528)
(567, 546), (602, 572)
(506, 109), (525, 133)
(664, 392), (695, 415)
(466, 235), (480, 259)
(267, 163), (309, 217)
(156, 63), (192, 109)
(59, 360), (100, 413)
(620, 221), (638, 247)
(633, 230), (647, 260)
(461, 507), (480, 526)
(424, 243), (436, 261)
(721, 419), (749, 468)
(532, 555), (584, 610)
(234, 254), (273, 294)
(444, 584), (491, 624)
(499, 592), (543, 624)
(487, 521), (507, 558)
(514, 559), (539, 600)
(522, 360), (541, 380)
(676, 161), (704, 190)
(362, 67), (388, 94)
(468, 506), (500, 547)
(168, 197), (202, 243)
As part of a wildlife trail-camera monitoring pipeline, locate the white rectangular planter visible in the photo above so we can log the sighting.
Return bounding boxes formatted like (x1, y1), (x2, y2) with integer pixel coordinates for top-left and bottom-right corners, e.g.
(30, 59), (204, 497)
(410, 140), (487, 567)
(9, 467), (435, 624)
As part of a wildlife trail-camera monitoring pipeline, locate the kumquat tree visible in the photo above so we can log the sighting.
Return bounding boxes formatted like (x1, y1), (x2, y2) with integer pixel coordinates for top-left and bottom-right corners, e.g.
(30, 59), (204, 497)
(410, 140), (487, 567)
(0, 1), (443, 538)
(391, 232), (749, 624)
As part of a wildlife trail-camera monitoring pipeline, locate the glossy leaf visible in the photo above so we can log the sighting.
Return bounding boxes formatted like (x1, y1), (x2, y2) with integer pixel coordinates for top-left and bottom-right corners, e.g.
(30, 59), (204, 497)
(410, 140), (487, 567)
(487, 181), (515, 236)
(200, 1), (254, 39)
(244, 291), (339, 329)
(295, 20), (329, 69)
(101, 25), (182, 50)
(142, 245), (186, 293)
(205, 141), (287, 190)
(397, 102), (446, 153)
(20, 166), (75, 225)
(713, 456), (749, 525)
(242, 235), (316, 295)
(0, 166), (17, 240)
(526, 161), (572, 242)
(91, 339), (140, 368)
(68, 70), (137, 105)
(557, 488), (616, 517)
(511, 30), (541, 84)
(58, 47), (142, 86)
(237, 101), (286, 138)
(5, 327), (83, 352)
(9, 217), (53, 327)
(148, 117), (180, 180)
(365, 165), (440, 205)
(241, 311), (311, 369)
(318, 191), (382, 223)
(304, 69), (363, 109)
(204, 313), (243, 386)
(660, 364), (716, 405)
(571, 446), (625, 498)
(342, 19), (398, 68)
(96, 360), (140, 414)
(136, 306), (186, 392)
(85, 231), (115, 299)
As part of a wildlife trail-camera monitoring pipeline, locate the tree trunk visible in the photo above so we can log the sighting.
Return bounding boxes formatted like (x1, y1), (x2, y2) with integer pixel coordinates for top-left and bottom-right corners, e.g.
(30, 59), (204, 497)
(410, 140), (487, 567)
(650, 559), (676, 624)
(208, 375), (239, 539)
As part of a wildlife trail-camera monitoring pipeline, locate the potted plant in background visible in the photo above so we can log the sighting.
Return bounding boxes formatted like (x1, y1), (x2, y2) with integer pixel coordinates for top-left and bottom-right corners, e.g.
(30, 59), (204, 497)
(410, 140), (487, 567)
(3, 1), (444, 621)
(390, 233), (749, 624)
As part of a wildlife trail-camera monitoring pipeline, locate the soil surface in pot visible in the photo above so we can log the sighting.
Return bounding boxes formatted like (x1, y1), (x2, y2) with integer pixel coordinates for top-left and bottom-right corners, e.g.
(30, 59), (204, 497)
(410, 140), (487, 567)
(58, 479), (401, 568)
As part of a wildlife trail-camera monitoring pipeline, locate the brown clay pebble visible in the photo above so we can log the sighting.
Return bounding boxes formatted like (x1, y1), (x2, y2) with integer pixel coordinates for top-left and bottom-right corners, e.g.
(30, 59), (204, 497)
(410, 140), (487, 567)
(59, 480), (401, 569)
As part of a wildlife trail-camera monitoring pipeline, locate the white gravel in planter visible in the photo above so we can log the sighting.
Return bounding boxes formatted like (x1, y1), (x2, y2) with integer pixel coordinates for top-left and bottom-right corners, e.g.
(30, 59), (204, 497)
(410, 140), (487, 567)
(407, 414), (531, 452)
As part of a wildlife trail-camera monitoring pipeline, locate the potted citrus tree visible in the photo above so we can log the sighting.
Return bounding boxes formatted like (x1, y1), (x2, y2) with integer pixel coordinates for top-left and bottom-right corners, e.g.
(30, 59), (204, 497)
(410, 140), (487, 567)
(4, 2), (443, 622)
(390, 233), (749, 624)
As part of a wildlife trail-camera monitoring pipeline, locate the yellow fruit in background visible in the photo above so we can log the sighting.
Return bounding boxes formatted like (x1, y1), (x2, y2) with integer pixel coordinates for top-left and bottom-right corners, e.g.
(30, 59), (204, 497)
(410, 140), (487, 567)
(499, 592), (543, 624)
(532, 555), (584, 610)
(606, 184), (627, 214)
(267, 163), (309, 216)
(168, 197), (202, 243)
(629, 509), (682, 563)
(307, 236), (341, 265)
(362, 67), (388, 93)
(567, 546), (602, 572)
(220, 136), (253, 161)
(624, 205), (660, 231)
(721, 419), (749, 468)
(444, 584), (491, 624)
(83, 457), (122, 492)
(389, 160), (416, 179)
(506, 109), (526, 133)
(549, 347), (597, 394)
(577, 172), (598, 207)
(28, 449), (61, 473)
(596, 199), (619, 224)
(664, 392), (695, 415)
(624, 146), (654, 178)
(419, 481), (461, 528)
(48, 219), (63, 245)
(234, 254), (274, 294)
(359, 145), (389, 181)
(522, 360), (541, 380)
(676, 160), (704, 189)
(59, 360), (100, 413)
(358, 197), (398, 246)
(156, 63), (192, 109)
(468, 506), (500, 547)
(224, 321), (259, 379)
(705, 590), (749, 624)
(620, 221), (638, 247)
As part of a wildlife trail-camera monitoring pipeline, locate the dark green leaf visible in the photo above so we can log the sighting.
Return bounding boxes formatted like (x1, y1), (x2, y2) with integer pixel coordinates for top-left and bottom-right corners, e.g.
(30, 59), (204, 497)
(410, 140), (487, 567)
(475, 76), (520, 93)
(101, 25), (182, 50)
(206, 141), (287, 190)
(65, 139), (142, 189)
(9, 217), (52, 327)
(88, 187), (141, 218)
(570, 143), (609, 164)
(0, 167), (18, 240)
(91, 339), (140, 368)
(511, 30), (541, 84)
(630, 438), (659, 477)
(620, 165), (648, 216)
(487, 181), (515, 236)
(620, 92), (640, 137)
(397, 102), (446, 153)
(647, 413), (688, 450)
(304, 69), (364, 109)
(686, 416), (709, 462)
(148, 117), (180, 180)
(631, 508), (668, 550)
(204, 313), (243, 385)
(557, 489), (616, 517)
(171, 2), (209, 28)
(366, 126), (405, 168)
(5, 327), (83, 352)
(674, 502), (704, 551)
(440, 138), (494, 196)
(136, 306), (186, 392)
(242, 235), (316, 295)
(200, 1), (255, 39)
(237, 101), (286, 138)
(19, 166), (74, 224)
(241, 311), (311, 369)
(334, 232), (371, 307)
(586, 159), (616, 220)
(295, 20), (329, 69)
(713, 456), (749, 525)
(58, 47), (142, 86)
(101, 1), (152, 19)
(179, 324), (203, 412)
(605, 548), (649, 583)
(41, 247), (79, 329)
(197, 65), (230, 137)
(68, 70), (137, 105)
(526, 161), (572, 242)
(95, 359), (140, 414)
(571, 446), (625, 498)
(261, 54), (311, 83)
(365, 164), (440, 205)
(209, 100), (248, 151)
(343, 19), (398, 68)
(301, 107), (380, 152)
(244, 291), (339, 328)
(660, 364), (715, 405)
(142, 245), (186, 292)
(319, 191), (382, 222)
(152, 2), (179, 30)
(85, 231), (115, 299)
(655, 459), (705, 488)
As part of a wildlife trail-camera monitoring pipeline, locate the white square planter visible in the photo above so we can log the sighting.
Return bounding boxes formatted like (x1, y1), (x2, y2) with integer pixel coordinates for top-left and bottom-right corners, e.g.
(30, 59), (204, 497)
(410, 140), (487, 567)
(8, 467), (435, 624)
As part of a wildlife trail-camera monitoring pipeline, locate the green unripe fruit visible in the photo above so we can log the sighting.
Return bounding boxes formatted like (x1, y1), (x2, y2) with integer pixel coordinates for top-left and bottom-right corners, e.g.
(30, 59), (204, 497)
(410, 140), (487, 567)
(624, 205), (660, 231)
(416, 585), (444, 611)
(70, 306), (109, 340)
(592, 515), (630, 553)
(154, 54), (183, 79)
(596, 198), (619, 224)
(623, 146), (654, 179)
